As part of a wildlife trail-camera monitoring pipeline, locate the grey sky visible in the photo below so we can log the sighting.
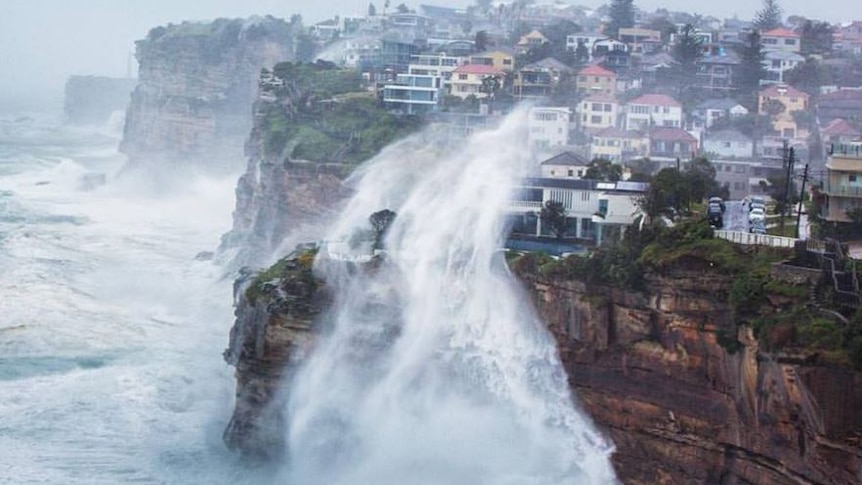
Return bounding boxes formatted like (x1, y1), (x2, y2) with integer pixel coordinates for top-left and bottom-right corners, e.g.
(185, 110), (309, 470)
(0, 0), (855, 112)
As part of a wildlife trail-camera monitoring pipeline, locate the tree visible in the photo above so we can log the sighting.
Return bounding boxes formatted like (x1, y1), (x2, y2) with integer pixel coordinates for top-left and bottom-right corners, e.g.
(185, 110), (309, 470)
(639, 167), (687, 219)
(800, 20), (834, 56)
(626, 158), (657, 182)
(367, 2), (377, 16)
(605, 0), (635, 39)
(762, 98), (786, 116)
(785, 58), (833, 96)
(396, 3), (409, 14)
(644, 16), (677, 45)
(369, 209), (397, 250)
(734, 31), (767, 111)
(476, 0), (493, 11)
(474, 30), (489, 52)
(683, 157), (721, 203)
(584, 158), (623, 182)
(753, 0), (783, 32)
(541, 200), (568, 239)
(671, 24), (704, 99)
(295, 33), (317, 62)
(574, 40), (590, 64)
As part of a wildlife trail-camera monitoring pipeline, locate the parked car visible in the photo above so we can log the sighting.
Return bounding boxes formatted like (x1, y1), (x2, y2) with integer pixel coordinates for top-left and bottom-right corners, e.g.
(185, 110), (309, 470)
(707, 197), (725, 228)
(749, 207), (766, 225)
(750, 218), (766, 234)
(749, 196), (766, 211)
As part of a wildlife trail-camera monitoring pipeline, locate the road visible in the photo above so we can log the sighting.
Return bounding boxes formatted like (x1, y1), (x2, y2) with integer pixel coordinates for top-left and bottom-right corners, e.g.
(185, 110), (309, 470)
(717, 200), (811, 240)
(721, 200), (749, 232)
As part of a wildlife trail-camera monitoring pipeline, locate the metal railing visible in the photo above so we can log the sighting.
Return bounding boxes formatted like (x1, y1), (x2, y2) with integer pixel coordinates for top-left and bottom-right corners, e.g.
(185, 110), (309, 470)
(714, 230), (798, 248)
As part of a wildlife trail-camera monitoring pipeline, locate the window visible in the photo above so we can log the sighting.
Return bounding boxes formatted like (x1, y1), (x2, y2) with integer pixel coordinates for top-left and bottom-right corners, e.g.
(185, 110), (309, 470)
(503, 59), (512, 65)
(735, 165), (746, 173)
(784, 39), (796, 45)
(458, 74), (467, 80)
(663, 107), (670, 114)
(594, 77), (599, 82)
(591, 115), (602, 124)
(579, 76), (586, 82)
(772, 60), (781, 68)
(724, 142), (731, 148)
(603, 104), (612, 112)
(567, 169), (574, 177)
(734, 182), (745, 190)
(851, 175), (858, 182)
(724, 165), (732, 172)
(592, 103), (602, 111)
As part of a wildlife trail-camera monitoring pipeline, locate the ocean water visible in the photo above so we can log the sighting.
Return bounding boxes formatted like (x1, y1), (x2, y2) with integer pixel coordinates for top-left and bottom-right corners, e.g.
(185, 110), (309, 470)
(0, 114), (269, 484)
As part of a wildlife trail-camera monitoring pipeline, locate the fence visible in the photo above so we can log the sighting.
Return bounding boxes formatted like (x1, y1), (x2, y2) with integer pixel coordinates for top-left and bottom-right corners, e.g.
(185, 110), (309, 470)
(714, 230), (798, 248)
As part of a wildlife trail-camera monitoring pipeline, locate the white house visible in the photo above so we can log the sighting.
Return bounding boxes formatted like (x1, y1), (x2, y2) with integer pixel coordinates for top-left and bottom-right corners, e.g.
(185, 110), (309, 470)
(692, 98), (749, 130)
(507, 178), (646, 244)
(566, 33), (606, 61)
(539, 151), (590, 179)
(763, 50), (804, 84)
(528, 107), (573, 152)
(703, 130), (754, 159)
(382, 74), (442, 115)
(762, 28), (802, 53)
(577, 93), (620, 131)
(624, 94), (683, 131)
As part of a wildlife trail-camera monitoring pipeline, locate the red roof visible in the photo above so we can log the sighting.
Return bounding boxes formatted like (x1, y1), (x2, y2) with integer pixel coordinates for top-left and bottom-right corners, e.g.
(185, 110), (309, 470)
(453, 64), (504, 75)
(763, 28), (800, 38)
(759, 84), (809, 98)
(822, 118), (861, 137)
(577, 64), (615, 77)
(649, 127), (697, 142)
(628, 93), (681, 108)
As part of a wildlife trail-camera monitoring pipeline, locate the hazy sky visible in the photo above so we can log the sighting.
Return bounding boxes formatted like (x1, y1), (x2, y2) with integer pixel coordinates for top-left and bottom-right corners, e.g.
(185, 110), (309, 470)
(0, 0), (855, 111)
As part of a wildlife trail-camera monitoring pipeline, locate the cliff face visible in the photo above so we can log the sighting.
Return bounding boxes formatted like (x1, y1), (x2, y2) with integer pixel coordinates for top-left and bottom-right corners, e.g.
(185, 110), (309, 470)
(517, 263), (862, 484)
(222, 251), (329, 458)
(120, 17), (294, 169)
(63, 75), (137, 125)
(224, 251), (862, 483)
(219, 62), (422, 268)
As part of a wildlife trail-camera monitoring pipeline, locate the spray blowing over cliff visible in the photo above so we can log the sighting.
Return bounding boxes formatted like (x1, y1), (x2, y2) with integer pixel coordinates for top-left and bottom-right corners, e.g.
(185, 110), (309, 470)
(282, 109), (618, 484)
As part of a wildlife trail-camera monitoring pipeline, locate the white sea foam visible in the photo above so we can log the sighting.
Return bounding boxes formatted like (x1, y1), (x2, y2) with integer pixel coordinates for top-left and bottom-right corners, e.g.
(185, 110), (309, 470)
(0, 119), (267, 484)
(284, 108), (618, 484)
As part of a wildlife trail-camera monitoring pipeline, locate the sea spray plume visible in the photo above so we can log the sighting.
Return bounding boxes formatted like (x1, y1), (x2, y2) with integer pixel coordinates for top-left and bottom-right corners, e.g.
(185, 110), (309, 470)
(284, 107), (618, 484)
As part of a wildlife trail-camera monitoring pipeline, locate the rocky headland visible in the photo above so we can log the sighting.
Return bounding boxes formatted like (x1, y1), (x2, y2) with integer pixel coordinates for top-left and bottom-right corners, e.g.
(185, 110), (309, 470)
(119, 17), (295, 170)
(223, 224), (862, 484)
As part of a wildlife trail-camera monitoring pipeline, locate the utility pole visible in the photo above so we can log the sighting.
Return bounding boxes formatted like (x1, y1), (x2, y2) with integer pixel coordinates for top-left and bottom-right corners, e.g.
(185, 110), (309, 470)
(780, 143), (795, 233)
(796, 163), (809, 239)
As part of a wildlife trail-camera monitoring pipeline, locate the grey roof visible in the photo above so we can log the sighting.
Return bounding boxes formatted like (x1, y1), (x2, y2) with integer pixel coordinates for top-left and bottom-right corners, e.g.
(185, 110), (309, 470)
(765, 50), (805, 61)
(699, 50), (741, 65)
(706, 129), (752, 143)
(540, 151), (589, 167)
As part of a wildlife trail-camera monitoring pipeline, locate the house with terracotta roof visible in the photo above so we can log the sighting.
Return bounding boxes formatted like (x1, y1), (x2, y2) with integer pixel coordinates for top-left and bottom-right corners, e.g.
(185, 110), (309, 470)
(577, 93), (620, 131)
(821, 119), (862, 149)
(758, 84), (810, 138)
(624, 94), (683, 131)
(762, 28), (801, 53)
(449, 64), (505, 99)
(589, 127), (649, 163)
(648, 127), (698, 159)
(576, 64), (616, 96)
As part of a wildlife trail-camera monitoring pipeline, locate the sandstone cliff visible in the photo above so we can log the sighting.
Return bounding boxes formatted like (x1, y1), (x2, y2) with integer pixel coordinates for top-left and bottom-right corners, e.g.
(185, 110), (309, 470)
(120, 17), (295, 170)
(219, 62), (422, 268)
(515, 254), (862, 485)
(224, 244), (862, 483)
